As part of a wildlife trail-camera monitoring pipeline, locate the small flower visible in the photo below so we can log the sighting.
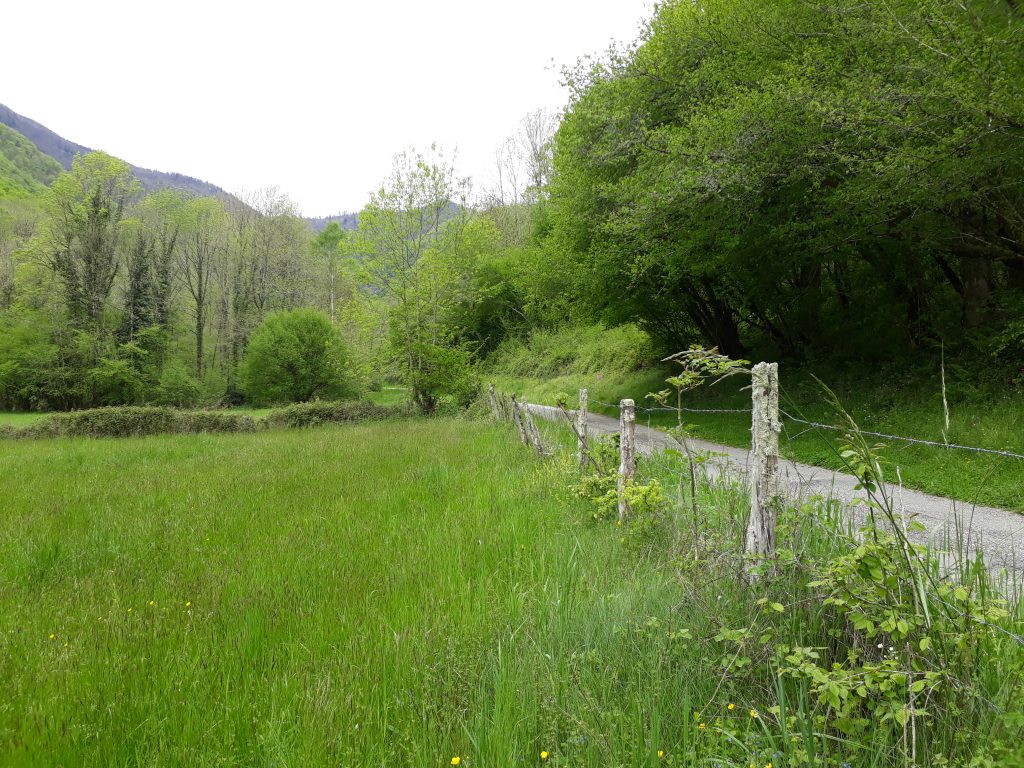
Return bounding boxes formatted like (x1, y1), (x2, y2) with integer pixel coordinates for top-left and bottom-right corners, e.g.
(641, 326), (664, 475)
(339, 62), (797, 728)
(127, 608), (133, 613)
(698, 722), (706, 729)
(765, 763), (773, 768)
(750, 709), (759, 718)
(727, 703), (735, 710)
(148, 600), (155, 606)
(451, 758), (460, 766)
(658, 750), (665, 758)
(540, 751), (549, 760)
(185, 601), (192, 608)
(48, 633), (55, 640)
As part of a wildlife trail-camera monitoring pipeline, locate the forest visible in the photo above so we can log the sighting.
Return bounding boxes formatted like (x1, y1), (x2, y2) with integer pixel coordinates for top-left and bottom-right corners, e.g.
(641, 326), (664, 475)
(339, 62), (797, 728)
(0, 0), (1022, 416)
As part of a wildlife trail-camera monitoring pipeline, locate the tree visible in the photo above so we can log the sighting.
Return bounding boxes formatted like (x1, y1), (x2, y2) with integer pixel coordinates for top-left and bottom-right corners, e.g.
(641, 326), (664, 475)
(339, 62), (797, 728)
(239, 308), (354, 405)
(357, 146), (479, 411)
(177, 197), (227, 376)
(39, 152), (139, 333)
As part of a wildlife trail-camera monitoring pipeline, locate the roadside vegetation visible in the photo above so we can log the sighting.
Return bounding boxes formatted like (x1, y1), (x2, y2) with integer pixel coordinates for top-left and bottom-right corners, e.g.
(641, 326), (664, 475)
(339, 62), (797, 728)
(492, 325), (1024, 511)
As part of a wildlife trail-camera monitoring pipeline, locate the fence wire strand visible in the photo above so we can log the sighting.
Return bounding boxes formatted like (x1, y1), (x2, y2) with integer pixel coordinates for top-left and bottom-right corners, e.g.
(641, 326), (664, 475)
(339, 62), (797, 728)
(586, 399), (1024, 461)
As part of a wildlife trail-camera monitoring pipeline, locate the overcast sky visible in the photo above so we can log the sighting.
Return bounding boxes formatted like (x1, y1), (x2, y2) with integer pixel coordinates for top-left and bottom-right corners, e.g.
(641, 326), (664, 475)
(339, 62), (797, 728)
(4, 1), (652, 216)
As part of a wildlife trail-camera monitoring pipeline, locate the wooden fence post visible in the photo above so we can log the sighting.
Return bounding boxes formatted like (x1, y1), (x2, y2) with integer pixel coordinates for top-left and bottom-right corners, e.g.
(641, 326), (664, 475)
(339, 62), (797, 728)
(576, 388), (589, 469)
(487, 383), (500, 420)
(617, 399), (636, 522)
(744, 362), (781, 578)
(521, 399), (546, 456)
(510, 394), (530, 445)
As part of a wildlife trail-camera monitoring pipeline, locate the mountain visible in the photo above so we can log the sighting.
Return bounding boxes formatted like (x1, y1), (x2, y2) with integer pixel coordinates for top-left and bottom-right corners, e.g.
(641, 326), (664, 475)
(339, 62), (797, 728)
(0, 122), (63, 198)
(306, 212), (359, 233)
(0, 103), (236, 201)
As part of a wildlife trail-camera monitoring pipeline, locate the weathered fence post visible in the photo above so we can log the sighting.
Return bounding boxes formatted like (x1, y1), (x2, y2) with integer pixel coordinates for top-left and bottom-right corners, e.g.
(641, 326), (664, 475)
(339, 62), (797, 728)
(617, 399), (636, 522)
(521, 399), (546, 457)
(487, 383), (501, 420)
(510, 394), (530, 445)
(576, 388), (589, 469)
(744, 362), (781, 579)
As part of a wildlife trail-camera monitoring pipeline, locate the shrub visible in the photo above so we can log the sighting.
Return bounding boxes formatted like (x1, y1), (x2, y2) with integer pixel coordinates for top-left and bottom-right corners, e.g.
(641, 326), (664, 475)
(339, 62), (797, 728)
(154, 361), (201, 408)
(240, 309), (355, 405)
(490, 323), (655, 379)
(20, 407), (256, 439)
(265, 400), (401, 429)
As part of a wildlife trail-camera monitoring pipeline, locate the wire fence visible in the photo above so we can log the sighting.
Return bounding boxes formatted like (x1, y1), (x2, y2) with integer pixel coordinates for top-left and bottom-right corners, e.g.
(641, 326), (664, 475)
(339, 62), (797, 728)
(588, 399), (1024, 462)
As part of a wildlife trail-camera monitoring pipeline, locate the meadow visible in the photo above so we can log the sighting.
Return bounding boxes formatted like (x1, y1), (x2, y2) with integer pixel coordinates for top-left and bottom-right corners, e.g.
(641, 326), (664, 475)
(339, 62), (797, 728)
(0, 418), (693, 766)
(2, 414), (1021, 766)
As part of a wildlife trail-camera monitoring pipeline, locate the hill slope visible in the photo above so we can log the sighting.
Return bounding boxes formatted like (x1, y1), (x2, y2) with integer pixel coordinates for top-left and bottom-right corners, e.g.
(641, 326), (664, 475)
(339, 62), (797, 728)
(0, 123), (62, 198)
(0, 103), (235, 200)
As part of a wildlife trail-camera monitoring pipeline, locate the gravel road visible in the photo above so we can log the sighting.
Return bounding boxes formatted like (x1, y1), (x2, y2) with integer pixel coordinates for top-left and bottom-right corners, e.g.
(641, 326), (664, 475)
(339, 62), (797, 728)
(529, 404), (1024, 576)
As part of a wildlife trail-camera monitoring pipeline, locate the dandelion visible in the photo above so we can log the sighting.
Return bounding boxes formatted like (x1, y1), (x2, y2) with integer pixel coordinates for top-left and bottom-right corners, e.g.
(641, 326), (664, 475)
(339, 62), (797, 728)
(658, 750), (665, 758)
(451, 758), (461, 766)
(541, 751), (549, 760)
(727, 703), (735, 710)
(750, 709), (759, 718)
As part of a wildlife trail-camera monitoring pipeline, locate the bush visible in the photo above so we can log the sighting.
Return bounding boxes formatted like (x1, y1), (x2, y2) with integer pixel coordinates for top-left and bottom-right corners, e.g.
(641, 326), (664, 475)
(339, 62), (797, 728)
(154, 361), (201, 408)
(490, 323), (655, 379)
(240, 309), (356, 405)
(20, 407), (257, 439)
(265, 400), (401, 429)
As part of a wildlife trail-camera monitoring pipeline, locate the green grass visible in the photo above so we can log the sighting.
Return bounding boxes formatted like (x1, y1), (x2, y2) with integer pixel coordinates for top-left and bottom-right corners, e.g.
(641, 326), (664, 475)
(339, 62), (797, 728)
(494, 366), (1024, 512)
(0, 411), (45, 427)
(1, 416), (1020, 765)
(0, 419), (694, 766)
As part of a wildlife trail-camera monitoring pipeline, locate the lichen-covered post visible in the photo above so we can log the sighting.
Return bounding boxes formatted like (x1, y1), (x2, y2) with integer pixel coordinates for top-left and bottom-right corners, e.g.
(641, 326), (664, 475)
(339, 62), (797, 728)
(521, 399), (546, 456)
(617, 398), (636, 522)
(487, 384), (500, 420)
(744, 362), (781, 578)
(576, 388), (589, 469)
(509, 394), (530, 445)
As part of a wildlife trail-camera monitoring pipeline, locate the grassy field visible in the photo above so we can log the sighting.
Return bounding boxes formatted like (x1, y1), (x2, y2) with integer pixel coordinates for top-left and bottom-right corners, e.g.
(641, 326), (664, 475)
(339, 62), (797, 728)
(1, 416), (1021, 765)
(494, 367), (1024, 512)
(0, 419), (693, 766)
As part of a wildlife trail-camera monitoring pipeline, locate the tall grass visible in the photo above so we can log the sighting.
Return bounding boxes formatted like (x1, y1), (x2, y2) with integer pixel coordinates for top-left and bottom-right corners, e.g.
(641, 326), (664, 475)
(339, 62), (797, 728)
(2, 415), (1020, 765)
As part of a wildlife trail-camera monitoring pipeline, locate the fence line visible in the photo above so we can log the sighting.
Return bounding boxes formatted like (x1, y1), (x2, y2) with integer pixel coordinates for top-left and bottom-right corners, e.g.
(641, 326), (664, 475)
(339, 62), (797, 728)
(586, 399), (1023, 462)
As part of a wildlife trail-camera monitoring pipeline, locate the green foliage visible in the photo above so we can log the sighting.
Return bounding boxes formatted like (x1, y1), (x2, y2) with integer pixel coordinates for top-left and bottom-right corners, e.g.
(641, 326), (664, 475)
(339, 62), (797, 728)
(240, 308), (355, 405)
(408, 342), (478, 412)
(0, 123), (61, 199)
(547, 0), (1024, 360)
(264, 399), (400, 429)
(0, 312), (59, 410)
(153, 360), (201, 408)
(18, 406), (257, 438)
(490, 322), (654, 379)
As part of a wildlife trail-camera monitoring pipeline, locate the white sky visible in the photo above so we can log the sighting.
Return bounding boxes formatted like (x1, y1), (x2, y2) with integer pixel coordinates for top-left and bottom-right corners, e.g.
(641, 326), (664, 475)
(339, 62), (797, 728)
(4, 1), (652, 216)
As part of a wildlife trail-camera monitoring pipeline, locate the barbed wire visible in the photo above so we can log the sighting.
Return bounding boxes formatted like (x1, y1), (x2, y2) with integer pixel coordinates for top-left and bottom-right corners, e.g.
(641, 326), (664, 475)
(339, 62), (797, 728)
(777, 409), (1024, 461)
(529, 397), (1024, 461)
(593, 400), (752, 415)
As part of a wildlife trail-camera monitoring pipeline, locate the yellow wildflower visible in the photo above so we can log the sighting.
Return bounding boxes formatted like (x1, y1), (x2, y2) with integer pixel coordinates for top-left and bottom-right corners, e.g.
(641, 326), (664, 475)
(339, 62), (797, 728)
(541, 751), (549, 760)
(658, 750), (665, 758)
(451, 758), (460, 766)
(185, 601), (192, 608)
(48, 633), (55, 640)
(727, 703), (735, 710)
(149, 600), (155, 606)
(750, 709), (759, 718)
(127, 608), (133, 613)
(698, 722), (706, 729)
